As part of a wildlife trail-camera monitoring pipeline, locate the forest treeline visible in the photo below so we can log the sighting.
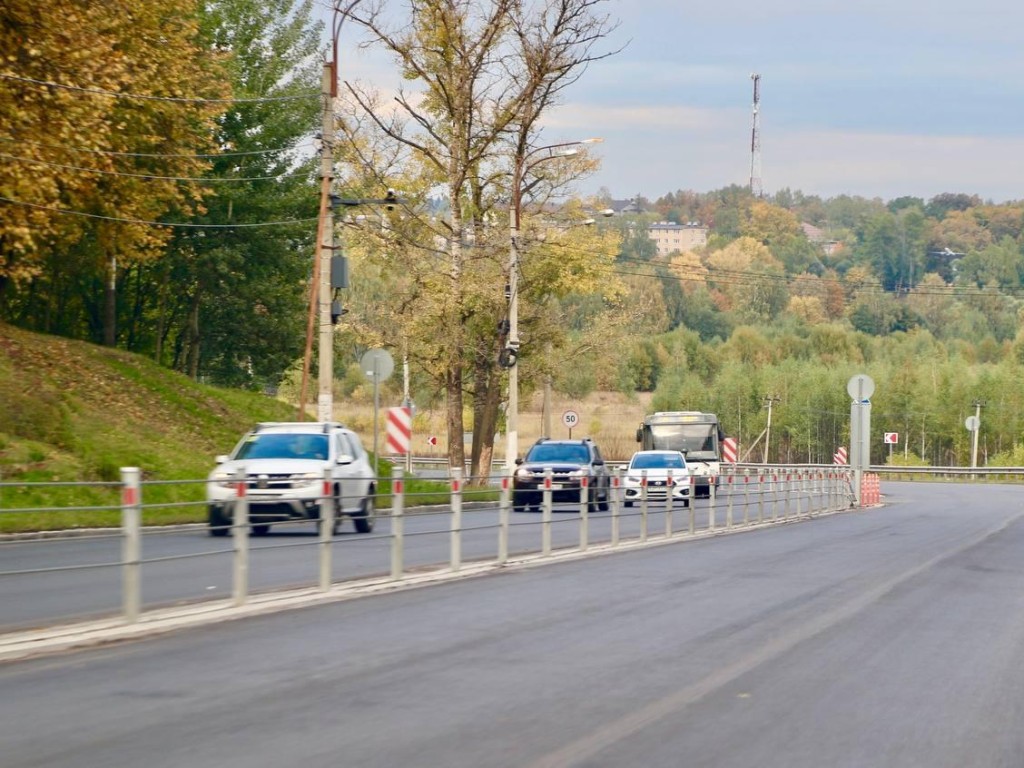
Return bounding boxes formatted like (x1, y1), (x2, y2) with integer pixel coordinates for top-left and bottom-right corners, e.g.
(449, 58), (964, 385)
(2, 1), (1024, 468)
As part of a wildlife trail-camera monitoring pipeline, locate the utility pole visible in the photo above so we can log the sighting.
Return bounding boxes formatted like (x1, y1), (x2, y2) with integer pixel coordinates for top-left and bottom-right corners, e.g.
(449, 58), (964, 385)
(763, 394), (780, 464)
(297, 1), (362, 422)
(970, 400), (984, 469)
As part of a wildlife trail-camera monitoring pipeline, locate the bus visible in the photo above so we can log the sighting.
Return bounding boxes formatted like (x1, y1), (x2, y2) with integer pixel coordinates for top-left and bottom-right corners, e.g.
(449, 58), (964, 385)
(636, 411), (724, 497)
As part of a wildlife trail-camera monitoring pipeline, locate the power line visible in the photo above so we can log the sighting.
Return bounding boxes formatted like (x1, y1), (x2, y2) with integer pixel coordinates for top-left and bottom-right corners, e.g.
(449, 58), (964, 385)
(0, 151), (314, 183)
(0, 134), (318, 160)
(0, 195), (317, 229)
(0, 73), (318, 104)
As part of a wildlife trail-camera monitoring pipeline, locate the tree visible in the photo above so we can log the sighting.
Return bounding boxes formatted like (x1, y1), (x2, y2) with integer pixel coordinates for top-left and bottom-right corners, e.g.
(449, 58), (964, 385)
(338, 0), (620, 477)
(0, 0), (228, 341)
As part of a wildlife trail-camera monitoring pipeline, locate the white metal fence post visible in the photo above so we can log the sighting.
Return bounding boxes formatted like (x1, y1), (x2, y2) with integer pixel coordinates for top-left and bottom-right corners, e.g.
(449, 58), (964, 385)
(758, 469), (765, 523)
(232, 465), (249, 606)
(708, 476), (717, 531)
(610, 468), (621, 547)
(542, 470), (553, 556)
(120, 467), (142, 623)
(498, 473), (510, 564)
(689, 476), (696, 535)
(450, 467), (462, 572)
(579, 476), (589, 552)
(726, 471), (734, 529)
(743, 468), (751, 525)
(319, 469), (333, 591)
(391, 468), (405, 579)
(664, 469), (674, 538)
(639, 469), (648, 542)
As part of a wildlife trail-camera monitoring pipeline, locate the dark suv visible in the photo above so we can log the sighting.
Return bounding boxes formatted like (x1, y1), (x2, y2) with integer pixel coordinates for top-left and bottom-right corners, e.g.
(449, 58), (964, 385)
(513, 438), (610, 512)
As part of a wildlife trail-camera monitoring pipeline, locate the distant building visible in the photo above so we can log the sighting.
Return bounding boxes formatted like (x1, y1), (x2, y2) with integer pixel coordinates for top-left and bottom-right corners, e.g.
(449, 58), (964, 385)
(801, 222), (841, 257)
(647, 221), (708, 257)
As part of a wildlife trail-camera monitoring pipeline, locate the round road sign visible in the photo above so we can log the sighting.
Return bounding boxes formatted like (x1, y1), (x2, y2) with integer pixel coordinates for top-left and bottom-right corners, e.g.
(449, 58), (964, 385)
(561, 409), (580, 429)
(847, 373), (875, 402)
(360, 348), (394, 381)
(965, 415), (980, 432)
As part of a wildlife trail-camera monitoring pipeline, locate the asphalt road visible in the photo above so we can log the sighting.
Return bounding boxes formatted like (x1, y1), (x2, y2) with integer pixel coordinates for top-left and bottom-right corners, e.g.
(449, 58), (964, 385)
(0, 491), (789, 631)
(3, 481), (1024, 767)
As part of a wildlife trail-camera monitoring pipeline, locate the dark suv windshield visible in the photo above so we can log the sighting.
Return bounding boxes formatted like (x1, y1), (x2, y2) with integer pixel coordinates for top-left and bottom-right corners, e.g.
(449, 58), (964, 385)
(525, 443), (591, 463)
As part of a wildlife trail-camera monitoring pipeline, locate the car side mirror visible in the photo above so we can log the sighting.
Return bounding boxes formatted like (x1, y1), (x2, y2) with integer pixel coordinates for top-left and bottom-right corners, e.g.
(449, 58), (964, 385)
(515, 457), (524, 466)
(215, 454), (228, 464)
(593, 458), (605, 466)
(336, 453), (354, 465)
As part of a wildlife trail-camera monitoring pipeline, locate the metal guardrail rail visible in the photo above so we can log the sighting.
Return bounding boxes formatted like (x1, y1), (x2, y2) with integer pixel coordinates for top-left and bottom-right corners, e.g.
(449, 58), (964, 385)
(0, 464), (861, 632)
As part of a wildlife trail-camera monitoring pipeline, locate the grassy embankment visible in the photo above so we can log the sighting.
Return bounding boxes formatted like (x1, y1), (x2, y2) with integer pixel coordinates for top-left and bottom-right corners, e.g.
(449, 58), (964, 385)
(0, 323), (467, 533)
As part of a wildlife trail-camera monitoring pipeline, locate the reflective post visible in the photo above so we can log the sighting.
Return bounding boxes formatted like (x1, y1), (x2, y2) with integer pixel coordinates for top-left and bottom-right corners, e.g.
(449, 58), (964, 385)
(319, 469), (333, 591)
(610, 469), (621, 547)
(121, 467), (142, 623)
(726, 472), (734, 529)
(579, 476), (589, 552)
(664, 469), (674, 538)
(689, 476), (696, 535)
(743, 469), (751, 526)
(232, 465), (249, 606)
(708, 476), (717, 531)
(639, 469), (648, 542)
(391, 468), (404, 579)
(498, 474), (510, 564)
(450, 467), (462, 571)
(542, 469), (553, 556)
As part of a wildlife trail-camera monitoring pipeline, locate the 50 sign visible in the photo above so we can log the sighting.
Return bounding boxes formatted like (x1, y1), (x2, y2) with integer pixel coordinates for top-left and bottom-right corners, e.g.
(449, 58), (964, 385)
(562, 409), (580, 437)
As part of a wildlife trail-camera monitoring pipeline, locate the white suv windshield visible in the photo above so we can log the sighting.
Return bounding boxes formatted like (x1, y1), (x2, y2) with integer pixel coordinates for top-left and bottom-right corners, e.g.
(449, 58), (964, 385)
(235, 433), (329, 461)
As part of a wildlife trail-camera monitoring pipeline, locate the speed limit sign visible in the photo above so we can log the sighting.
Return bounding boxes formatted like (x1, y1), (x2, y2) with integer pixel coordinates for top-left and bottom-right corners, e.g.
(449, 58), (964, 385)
(561, 409), (580, 435)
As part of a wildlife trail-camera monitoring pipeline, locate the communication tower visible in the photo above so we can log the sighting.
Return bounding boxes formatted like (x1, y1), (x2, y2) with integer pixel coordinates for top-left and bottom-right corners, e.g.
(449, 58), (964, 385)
(749, 73), (762, 198)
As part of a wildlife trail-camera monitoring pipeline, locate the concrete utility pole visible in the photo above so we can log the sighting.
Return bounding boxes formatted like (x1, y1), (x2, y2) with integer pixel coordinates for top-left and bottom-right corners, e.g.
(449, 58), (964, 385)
(970, 400), (984, 469)
(762, 394), (780, 464)
(297, 1), (362, 422)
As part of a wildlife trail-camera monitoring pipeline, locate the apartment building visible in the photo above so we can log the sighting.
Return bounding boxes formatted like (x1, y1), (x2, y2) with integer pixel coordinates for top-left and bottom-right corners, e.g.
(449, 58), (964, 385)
(648, 221), (708, 256)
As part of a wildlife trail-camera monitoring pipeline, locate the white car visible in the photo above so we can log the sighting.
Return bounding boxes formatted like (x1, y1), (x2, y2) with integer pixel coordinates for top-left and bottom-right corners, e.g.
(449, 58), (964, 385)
(206, 422), (376, 536)
(623, 450), (691, 507)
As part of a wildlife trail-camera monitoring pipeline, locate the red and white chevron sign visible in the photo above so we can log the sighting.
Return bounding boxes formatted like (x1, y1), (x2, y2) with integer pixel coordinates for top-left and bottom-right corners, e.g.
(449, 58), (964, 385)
(722, 437), (738, 464)
(385, 406), (412, 455)
(834, 446), (848, 465)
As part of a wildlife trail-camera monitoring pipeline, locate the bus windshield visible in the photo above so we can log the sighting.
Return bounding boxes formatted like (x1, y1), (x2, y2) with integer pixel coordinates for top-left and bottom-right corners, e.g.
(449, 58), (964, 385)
(646, 424), (717, 458)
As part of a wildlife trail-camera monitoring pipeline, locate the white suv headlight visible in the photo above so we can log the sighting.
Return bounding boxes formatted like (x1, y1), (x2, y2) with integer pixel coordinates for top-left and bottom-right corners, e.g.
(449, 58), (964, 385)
(291, 472), (321, 487)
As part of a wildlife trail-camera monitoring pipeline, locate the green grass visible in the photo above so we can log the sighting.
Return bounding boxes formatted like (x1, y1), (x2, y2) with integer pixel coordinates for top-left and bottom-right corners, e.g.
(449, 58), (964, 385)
(0, 323), (494, 532)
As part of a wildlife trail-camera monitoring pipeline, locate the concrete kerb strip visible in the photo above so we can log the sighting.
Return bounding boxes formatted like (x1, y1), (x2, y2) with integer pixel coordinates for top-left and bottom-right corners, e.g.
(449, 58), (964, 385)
(0, 503), (863, 663)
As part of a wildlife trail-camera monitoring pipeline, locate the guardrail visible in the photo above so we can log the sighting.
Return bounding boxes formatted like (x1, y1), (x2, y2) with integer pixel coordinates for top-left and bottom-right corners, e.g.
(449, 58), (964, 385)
(2, 464), (860, 632)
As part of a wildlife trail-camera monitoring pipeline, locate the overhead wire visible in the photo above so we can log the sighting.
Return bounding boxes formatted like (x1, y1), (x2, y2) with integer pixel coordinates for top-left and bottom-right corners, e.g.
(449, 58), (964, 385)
(0, 195), (317, 229)
(0, 151), (315, 183)
(0, 134), (319, 160)
(0, 73), (319, 104)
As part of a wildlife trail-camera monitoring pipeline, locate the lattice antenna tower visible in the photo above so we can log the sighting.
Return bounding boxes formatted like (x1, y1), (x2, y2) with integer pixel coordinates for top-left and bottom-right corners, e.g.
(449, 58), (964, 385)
(749, 73), (762, 198)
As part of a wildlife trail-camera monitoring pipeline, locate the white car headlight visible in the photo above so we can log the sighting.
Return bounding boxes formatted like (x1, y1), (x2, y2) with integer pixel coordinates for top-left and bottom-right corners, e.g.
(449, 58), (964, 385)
(210, 470), (235, 488)
(624, 474), (642, 486)
(515, 467), (532, 479)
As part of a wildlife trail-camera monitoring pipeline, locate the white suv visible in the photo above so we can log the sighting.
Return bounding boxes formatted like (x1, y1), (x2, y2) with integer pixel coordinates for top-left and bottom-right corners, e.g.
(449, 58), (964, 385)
(206, 422), (376, 536)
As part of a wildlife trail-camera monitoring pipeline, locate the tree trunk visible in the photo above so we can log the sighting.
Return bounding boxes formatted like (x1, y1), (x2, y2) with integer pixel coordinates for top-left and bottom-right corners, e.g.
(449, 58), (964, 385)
(103, 254), (116, 347)
(187, 288), (201, 380)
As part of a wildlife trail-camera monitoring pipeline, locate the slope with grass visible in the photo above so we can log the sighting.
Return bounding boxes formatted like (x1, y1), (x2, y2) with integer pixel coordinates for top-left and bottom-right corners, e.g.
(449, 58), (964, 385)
(0, 322), (300, 531)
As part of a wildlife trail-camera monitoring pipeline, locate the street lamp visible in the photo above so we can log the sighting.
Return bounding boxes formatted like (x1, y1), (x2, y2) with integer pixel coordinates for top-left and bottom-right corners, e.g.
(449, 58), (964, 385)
(504, 137), (602, 472)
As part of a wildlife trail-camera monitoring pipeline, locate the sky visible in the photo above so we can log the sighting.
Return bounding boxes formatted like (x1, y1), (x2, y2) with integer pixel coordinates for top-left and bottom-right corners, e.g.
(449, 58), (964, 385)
(320, 0), (1024, 205)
